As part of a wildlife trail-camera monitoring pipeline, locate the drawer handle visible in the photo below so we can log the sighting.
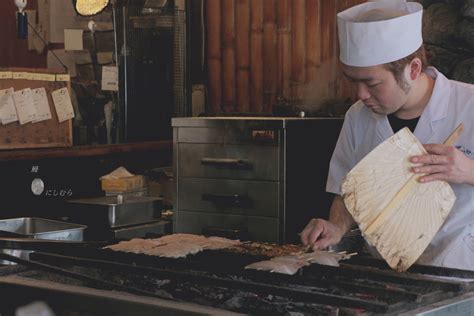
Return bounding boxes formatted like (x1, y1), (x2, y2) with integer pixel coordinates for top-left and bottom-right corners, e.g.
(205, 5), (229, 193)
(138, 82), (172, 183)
(201, 158), (252, 170)
(201, 194), (252, 208)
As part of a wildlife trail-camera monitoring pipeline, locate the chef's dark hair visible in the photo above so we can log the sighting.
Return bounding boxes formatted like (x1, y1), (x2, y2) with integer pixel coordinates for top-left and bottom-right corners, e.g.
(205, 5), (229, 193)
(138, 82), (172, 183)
(384, 46), (428, 91)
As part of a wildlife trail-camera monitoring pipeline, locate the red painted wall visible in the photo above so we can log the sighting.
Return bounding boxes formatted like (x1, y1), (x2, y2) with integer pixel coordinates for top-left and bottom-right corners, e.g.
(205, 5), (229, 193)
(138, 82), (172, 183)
(0, 0), (48, 68)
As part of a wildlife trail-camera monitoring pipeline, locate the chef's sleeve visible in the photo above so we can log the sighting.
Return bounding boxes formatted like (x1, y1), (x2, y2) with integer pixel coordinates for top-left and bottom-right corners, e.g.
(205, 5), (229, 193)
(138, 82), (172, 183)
(326, 111), (356, 195)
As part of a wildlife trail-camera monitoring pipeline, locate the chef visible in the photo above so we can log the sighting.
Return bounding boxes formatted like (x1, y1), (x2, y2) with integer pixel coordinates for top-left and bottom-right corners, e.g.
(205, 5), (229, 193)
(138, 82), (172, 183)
(300, 0), (474, 270)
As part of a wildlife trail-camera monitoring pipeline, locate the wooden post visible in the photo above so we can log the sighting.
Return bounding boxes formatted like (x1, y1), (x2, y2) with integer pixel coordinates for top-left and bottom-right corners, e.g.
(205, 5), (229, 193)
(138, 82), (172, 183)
(320, 0), (337, 98)
(263, 0), (277, 113)
(206, 0), (222, 113)
(321, 0), (336, 63)
(277, 0), (290, 100)
(291, 0), (306, 84)
(236, 0), (250, 112)
(306, 0), (321, 83)
(222, 0), (236, 112)
(250, 0), (263, 112)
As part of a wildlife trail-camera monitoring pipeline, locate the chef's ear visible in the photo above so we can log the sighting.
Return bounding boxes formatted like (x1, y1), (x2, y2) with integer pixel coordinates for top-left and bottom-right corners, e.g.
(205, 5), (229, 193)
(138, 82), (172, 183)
(407, 57), (423, 80)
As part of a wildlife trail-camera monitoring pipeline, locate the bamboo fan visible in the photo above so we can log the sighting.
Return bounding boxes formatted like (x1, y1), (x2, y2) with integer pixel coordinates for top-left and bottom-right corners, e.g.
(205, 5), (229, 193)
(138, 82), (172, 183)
(341, 124), (463, 272)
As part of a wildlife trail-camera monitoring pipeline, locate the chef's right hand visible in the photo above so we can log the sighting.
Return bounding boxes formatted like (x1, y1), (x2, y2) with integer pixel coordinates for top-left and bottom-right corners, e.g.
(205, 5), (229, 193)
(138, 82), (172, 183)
(300, 218), (344, 251)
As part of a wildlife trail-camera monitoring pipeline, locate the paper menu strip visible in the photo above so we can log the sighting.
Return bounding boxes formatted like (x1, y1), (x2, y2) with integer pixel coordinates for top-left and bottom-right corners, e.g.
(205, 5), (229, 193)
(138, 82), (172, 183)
(13, 88), (37, 125)
(101, 66), (118, 91)
(51, 87), (75, 123)
(31, 73), (56, 81)
(32, 87), (52, 122)
(12, 72), (34, 80)
(56, 74), (70, 82)
(0, 88), (19, 125)
(0, 72), (13, 79)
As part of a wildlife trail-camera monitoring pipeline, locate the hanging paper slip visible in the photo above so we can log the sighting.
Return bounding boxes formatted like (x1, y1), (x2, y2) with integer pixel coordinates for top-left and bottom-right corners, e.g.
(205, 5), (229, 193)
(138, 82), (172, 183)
(0, 88), (19, 125)
(0, 72), (13, 79)
(13, 88), (37, 124)
(32, 87), (52, 122)
(101, 66), (118, 91)
(51, 87), (75, 123)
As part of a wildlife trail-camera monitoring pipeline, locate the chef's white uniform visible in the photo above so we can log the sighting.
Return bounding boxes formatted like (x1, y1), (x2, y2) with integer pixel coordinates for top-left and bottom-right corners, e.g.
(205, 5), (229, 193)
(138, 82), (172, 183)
(326, 67), (474, 270)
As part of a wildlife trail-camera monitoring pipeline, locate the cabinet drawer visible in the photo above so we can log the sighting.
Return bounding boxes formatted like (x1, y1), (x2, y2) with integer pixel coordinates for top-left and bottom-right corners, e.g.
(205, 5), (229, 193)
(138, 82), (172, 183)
(178, 143), (279, 181)
(177, 178), (279, 217)
(177, 126), (280, 145)
(175, 210), (280, 243)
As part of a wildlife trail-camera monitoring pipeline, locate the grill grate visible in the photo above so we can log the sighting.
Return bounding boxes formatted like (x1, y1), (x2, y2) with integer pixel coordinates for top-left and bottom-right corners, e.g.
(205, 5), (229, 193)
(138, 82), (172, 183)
(13, 246), (472, 315)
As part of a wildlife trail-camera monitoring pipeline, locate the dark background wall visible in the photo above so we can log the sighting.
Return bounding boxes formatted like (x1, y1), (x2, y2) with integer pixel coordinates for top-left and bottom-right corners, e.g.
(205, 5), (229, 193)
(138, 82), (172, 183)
(0, 0), (51, 68)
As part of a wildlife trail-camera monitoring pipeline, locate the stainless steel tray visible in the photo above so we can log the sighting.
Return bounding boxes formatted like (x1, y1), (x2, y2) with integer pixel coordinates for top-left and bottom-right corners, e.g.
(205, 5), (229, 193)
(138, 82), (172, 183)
(0, 217), (86, 241)
(67, 196), (163, 228)
(0, 217), (86, 265)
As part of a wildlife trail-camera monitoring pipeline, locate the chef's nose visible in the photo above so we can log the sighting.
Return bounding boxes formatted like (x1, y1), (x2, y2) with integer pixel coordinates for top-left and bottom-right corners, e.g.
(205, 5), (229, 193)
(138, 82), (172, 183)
(357, 83), (371, 101)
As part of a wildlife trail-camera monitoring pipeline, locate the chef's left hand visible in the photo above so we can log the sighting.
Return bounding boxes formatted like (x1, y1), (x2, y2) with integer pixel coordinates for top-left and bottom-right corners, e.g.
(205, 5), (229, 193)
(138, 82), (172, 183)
(411, 144), (474, 185)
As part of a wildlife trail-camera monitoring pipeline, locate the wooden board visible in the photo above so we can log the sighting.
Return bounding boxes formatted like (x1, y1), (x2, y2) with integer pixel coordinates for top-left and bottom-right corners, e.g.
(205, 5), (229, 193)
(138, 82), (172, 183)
(0, 67), (73, 150)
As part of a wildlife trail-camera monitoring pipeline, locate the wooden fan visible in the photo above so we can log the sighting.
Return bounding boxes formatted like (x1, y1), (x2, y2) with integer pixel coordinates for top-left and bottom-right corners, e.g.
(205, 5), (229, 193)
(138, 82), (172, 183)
(341, 124), (463, 271)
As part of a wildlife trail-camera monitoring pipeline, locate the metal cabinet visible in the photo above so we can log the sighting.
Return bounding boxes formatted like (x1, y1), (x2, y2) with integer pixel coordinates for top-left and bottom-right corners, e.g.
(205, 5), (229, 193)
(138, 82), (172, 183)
(172, 117), (343, 243)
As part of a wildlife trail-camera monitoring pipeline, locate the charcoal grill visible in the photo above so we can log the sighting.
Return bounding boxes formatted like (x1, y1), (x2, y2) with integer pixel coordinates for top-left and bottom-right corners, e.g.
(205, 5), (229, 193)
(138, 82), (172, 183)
(0, 241), (473, 315)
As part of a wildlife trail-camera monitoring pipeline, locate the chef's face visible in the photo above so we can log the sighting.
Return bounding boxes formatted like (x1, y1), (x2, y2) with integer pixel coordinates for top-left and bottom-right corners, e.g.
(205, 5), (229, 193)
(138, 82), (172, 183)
(341, 63), (411, 115)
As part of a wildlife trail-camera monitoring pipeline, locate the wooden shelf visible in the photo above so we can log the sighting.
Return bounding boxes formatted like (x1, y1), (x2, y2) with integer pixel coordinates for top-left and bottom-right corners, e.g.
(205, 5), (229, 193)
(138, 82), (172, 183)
(0, 140), (173, 161)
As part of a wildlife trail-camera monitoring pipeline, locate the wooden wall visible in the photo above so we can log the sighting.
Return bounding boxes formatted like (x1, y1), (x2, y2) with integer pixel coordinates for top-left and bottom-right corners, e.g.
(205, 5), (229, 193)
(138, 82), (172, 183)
(206, 0), (366, 113)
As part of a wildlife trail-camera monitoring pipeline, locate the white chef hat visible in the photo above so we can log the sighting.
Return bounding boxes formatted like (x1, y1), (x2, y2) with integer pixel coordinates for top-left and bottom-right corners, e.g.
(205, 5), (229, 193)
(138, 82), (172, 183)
(337, 0), (423, 67)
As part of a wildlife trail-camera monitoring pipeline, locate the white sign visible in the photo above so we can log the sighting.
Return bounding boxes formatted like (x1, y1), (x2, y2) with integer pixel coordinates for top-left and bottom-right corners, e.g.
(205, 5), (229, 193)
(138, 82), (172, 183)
(101, 66), (118, 91)
(51, 87), (75, 123)
(32, 88), (52, 122)
(13, 88), (37, 125)
(0, 88), (19, 125)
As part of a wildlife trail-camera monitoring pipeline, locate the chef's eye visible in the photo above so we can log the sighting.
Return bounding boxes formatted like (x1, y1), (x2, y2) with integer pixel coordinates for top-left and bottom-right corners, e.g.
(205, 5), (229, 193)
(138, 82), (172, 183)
(367, 82), (381, 88)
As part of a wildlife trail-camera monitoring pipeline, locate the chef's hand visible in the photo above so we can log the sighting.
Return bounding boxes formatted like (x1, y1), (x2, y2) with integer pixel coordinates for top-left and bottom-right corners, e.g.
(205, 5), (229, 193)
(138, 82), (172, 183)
(300, 218), (345, 251)
(411, 144), (474, 185)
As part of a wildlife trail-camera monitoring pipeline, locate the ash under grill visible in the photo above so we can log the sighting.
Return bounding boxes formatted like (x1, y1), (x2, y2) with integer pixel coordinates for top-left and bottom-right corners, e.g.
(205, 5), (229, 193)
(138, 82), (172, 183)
(1, 244), (471, 315)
